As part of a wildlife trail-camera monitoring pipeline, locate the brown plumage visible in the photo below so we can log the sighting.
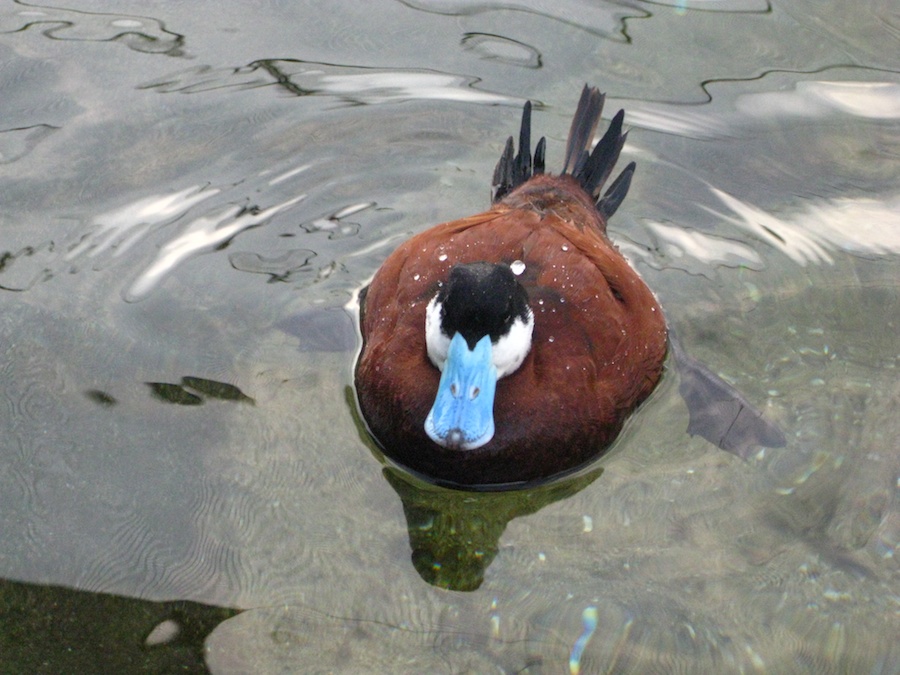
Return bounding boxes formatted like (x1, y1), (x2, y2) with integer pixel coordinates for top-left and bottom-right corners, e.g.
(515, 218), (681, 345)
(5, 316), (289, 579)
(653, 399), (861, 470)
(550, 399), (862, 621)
(355, 86), (667, 488)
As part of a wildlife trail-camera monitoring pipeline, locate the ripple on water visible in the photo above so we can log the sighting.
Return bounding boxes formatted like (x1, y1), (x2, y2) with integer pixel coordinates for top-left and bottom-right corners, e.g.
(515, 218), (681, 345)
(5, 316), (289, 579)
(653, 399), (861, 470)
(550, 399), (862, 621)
(229, 249), (317, 285)
(644, 0), (771, 12)
(55, 183), (307, 302)
(206, 605), (508, 673)
(0, 124), (59, 164)
(461, 33), (541, 68)
(0, 332), (72, 525)
(0, 5), (184, 55)
(397, 0), (646, 41)
(141, 59), (514, 104)
(75, 470), (254, 603)
(299, 201), (375, 239)
(124, 196), (306, 302)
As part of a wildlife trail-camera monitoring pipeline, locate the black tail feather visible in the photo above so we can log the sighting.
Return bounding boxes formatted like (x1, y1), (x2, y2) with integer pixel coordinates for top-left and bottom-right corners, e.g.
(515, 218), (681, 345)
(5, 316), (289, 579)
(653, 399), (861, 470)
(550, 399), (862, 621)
(597, 161), (635, 221)
(492, 85), (634, 219)
(492, 136), (515, 202)
(515, 100), (532, 181)
(533, 136), (546, 175)
(492, 101), (545, 203)
(579, 110), (626, 199)
(563, 85), (604, 176)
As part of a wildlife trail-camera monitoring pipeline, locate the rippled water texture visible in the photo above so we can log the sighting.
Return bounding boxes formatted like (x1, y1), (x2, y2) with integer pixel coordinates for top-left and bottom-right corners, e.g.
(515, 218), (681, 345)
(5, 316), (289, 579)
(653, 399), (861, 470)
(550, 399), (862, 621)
(1, 0), (898, 671)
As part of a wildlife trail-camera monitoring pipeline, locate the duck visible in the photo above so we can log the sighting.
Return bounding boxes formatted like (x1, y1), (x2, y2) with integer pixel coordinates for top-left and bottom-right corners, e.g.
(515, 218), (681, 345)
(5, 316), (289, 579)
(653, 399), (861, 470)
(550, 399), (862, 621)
(355, 85), (669, 488)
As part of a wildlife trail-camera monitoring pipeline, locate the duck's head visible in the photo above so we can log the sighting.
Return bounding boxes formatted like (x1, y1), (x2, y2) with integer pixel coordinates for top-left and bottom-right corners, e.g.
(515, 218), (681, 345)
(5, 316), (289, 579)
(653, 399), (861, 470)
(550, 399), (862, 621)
(424, 262), (534, 450)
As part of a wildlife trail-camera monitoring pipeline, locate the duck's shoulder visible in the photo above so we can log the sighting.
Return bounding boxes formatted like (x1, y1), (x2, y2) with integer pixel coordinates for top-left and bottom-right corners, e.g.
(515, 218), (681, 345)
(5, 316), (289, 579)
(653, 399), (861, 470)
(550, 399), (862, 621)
(498, 177), (657, 311)
(360, 210), (499, 337)
(365, 209), (524, 305)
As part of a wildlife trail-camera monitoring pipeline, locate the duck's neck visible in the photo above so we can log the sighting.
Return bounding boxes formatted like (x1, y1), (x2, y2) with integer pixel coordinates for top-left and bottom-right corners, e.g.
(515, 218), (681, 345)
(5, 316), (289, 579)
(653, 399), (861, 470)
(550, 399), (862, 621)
(495, 174), (608, 234)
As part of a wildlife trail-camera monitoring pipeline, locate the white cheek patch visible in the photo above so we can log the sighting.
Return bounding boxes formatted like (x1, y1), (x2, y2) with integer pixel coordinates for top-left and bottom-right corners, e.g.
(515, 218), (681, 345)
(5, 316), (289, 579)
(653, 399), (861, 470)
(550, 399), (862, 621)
(492, 309), (534, 378)
(425, 296), (534, 378)
(425, 296), (450, 370)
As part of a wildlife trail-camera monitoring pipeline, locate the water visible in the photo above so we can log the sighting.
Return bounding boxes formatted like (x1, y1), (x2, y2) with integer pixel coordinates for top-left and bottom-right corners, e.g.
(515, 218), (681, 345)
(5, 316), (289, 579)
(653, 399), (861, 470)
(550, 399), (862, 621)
(1, 0), (898, 671)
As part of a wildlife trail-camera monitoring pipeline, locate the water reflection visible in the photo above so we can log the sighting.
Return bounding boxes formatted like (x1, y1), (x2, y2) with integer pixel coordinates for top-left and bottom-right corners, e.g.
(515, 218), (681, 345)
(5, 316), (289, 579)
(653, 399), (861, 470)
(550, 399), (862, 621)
(61, 184), (306, 301)
(142, 60), (514, 105)
(643, 0), (770, 11)
(383, 466), (603, 591)
(2, 1), (186, 56)
(228, 249), (317, 284)
(461, 32), (542, 68)
(708, 189), (900, 264)
(66, 185), (220, 261)
(397, 0), (648, 41)
(125, 195), (305, 302)
(738, 80), (900, 120)
(625, 73), (900, 138)
(0, 124), (59, 164)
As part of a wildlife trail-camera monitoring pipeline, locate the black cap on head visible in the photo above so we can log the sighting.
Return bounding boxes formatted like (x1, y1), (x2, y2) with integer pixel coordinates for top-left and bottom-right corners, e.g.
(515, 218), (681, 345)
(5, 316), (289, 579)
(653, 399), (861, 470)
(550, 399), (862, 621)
(436, 262), (530, 350)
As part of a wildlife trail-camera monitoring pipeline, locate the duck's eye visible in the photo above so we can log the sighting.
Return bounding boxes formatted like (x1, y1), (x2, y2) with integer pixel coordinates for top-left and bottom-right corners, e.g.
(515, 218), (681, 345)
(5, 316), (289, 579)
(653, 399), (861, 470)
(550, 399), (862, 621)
(470, 386), (480, 399)
(450, 383), (458, 397)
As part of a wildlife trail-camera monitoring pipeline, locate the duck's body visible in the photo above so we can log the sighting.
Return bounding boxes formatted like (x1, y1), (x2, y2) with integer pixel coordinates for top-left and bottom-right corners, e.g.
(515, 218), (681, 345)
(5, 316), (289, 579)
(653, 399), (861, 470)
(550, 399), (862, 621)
(356, 86), (667, 487)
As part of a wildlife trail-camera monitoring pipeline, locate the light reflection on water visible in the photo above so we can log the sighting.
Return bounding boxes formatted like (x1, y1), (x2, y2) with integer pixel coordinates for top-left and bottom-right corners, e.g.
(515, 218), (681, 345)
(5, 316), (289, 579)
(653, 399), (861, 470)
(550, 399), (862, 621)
(0, 0), (898, 671)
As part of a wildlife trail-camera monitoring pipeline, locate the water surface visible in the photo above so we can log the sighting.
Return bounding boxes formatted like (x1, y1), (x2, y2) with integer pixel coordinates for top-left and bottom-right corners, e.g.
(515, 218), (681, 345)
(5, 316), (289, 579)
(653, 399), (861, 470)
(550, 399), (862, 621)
(1, 0), (898, 671)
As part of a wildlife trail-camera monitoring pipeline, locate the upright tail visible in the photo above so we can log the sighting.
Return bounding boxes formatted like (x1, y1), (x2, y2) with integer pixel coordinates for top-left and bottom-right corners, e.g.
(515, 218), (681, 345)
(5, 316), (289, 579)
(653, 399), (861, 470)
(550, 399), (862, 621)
(492, 85), (635, 221)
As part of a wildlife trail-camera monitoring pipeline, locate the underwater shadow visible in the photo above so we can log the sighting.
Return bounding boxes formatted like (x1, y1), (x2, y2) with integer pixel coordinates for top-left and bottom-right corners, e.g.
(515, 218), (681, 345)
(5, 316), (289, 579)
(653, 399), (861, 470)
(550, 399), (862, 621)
(0, 577), (238, 673)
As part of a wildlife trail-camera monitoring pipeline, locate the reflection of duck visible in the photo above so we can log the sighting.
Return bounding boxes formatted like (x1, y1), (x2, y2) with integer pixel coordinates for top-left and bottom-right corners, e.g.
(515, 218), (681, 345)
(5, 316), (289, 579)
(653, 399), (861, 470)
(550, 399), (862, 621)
(383, 465), (603, 591)
(356, 85), (667, 487)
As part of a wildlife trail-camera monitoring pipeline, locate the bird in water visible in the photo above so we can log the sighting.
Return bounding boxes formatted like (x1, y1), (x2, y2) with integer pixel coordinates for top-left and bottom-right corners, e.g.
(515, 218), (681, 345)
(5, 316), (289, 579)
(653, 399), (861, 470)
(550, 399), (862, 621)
(355, 85), (784, 489)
